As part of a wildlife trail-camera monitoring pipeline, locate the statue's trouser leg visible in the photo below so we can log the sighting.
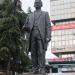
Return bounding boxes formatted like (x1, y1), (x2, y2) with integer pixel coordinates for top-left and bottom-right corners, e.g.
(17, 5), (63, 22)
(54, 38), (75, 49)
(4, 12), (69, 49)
(31, 31), (39, 69)
(31, 30), (45, 72)
(37, 39), (45, 69)
(31, 41), (38, 69)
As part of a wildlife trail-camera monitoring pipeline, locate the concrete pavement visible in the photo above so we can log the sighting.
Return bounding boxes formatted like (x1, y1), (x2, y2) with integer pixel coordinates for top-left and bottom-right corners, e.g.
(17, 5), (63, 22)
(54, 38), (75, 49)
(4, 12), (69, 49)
(22, 73), (75, 75)
(22, 73), (47, 75)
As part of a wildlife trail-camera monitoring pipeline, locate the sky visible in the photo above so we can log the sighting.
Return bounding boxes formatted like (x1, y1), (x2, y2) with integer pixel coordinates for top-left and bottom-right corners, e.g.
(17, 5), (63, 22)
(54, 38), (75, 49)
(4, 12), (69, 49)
(21, 0), (57, 59)
(21, 0), (50, 14)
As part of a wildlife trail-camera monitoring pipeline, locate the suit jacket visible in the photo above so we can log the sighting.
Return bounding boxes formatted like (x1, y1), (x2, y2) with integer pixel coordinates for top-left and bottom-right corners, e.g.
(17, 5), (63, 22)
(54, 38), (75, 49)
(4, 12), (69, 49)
(24, 10), (51, 50)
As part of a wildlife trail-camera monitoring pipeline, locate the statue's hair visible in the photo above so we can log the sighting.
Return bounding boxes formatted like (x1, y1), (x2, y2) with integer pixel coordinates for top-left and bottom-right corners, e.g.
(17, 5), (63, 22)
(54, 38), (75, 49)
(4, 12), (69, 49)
(34, 1), (43, 7)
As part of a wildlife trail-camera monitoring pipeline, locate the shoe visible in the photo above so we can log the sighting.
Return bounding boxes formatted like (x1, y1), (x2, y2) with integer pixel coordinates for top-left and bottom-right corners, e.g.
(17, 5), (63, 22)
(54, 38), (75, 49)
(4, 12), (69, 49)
(39, 68), (46, 74)
(31, 67), (39, 74)
(32, 70), (39, 74)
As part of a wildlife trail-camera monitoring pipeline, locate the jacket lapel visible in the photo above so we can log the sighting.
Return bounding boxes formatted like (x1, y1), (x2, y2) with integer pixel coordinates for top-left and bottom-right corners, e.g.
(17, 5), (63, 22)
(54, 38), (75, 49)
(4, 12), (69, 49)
(34, 11), (42, 21)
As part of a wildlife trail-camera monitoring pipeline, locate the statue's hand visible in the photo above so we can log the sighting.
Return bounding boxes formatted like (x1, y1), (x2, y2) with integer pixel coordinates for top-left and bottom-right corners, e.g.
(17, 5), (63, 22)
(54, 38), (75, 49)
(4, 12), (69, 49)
(22, 26), (30, 33)
(46, 38), (51, 43)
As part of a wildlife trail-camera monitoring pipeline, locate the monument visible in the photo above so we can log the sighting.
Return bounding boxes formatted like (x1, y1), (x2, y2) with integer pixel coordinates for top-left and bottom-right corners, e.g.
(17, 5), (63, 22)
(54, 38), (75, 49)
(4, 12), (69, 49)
(23, 0), (51, 74)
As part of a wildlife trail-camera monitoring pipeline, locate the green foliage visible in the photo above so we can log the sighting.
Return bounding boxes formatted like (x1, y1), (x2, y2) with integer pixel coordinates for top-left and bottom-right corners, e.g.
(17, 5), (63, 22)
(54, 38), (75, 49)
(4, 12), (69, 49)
(0, 0), (30, 70)
(20, 51), (31, 66)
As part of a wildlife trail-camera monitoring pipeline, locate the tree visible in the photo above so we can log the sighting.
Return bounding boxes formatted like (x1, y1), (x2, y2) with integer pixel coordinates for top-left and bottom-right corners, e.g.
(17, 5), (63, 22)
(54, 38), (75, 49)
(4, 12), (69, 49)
(0, 0), (30, 74)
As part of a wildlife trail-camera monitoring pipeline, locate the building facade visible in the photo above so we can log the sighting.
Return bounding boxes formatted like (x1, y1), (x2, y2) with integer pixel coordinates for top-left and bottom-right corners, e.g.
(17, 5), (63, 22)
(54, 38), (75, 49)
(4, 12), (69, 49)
(50, 0), (75, 21)
(50, 0), (75, 61)
(50, 0), (75, 72)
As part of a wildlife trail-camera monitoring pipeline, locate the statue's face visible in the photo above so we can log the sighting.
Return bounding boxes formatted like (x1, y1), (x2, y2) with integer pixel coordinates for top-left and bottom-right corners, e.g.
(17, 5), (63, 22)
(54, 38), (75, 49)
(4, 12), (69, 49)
(34, 1), (42, 9)
(0, 0), (4, 4)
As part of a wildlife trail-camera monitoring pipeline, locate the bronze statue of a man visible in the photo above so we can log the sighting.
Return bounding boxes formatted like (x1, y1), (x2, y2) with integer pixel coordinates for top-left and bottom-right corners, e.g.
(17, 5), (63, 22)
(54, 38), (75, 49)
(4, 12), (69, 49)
(23, 0), (51, 74)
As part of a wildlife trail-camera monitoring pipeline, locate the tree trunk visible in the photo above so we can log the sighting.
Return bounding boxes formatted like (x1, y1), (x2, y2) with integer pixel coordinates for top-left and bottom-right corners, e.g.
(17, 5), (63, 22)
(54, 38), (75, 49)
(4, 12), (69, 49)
(12, 71), (15, 75)
(7, 61), (10, 75)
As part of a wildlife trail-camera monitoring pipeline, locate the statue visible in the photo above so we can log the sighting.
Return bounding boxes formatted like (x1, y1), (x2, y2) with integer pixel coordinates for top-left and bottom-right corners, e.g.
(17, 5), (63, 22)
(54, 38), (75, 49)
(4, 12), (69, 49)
(23, 0), (51, 74)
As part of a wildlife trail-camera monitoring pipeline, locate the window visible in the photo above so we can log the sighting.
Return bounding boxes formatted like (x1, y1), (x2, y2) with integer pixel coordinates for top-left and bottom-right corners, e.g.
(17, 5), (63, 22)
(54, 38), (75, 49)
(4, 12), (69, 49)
(52, 36), (55, 41)
(62, 35), (65, 40)
(72, 35), (75, 40)
(66, 40), (69, 46)
(52, 42), (55, 47)
(61, 30), (65, 35)
(65, 35), (69, 40)
(73, 40), (75, 45)
(68, 35), (73, 40)
(69, 40), (73, 45)
(62, 41), (65, 46)
(52, 31), (55, 36)
(55, 41), (59, 47)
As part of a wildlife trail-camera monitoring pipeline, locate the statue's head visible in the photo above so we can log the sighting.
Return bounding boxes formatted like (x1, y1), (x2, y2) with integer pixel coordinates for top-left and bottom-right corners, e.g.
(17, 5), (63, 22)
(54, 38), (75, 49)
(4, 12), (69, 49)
(34, 0), (43, 9)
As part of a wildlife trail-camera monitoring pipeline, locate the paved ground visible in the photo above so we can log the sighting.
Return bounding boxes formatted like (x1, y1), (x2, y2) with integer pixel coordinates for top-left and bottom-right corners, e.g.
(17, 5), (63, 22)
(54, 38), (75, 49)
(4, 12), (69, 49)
(22, 73), (75, 75)
(48, 73), (75, 75)
(22, 73), (48, 75)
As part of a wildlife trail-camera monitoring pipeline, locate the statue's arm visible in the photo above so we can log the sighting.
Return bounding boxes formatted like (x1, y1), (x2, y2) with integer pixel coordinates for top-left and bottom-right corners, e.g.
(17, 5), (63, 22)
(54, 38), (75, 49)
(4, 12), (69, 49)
(45, 12), (52, 42)
(22, 16), (30, 33)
